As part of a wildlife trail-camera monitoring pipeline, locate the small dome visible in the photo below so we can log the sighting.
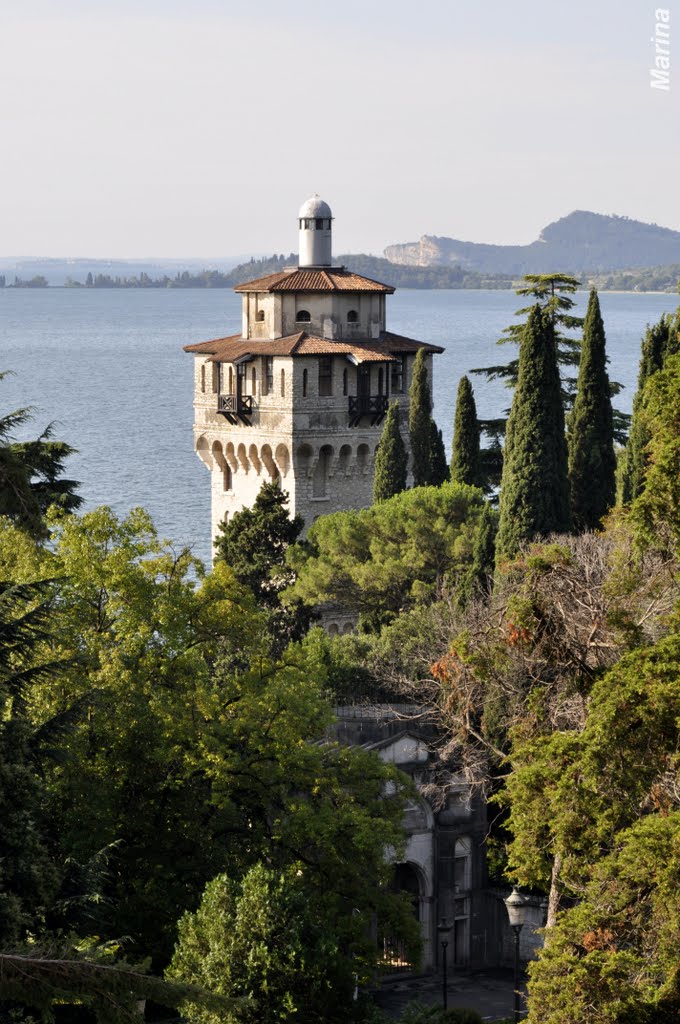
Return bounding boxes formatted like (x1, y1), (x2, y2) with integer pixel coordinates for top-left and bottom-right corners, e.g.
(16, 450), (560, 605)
(298, 194), (332, 219)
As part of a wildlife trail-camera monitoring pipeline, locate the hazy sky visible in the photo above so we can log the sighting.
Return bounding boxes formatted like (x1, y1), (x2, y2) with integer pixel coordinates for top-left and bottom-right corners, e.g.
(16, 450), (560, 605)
(2, 0), (678, 258)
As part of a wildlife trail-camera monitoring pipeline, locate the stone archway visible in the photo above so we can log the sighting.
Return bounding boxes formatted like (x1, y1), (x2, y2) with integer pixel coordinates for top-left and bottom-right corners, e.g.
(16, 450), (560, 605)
(381, 861), (426, 973)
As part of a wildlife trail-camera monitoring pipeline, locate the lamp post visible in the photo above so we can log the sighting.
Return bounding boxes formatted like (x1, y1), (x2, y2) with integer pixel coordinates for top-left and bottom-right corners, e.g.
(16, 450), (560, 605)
(437, 918), (453, 1010)
(504, 887), (529, 1023)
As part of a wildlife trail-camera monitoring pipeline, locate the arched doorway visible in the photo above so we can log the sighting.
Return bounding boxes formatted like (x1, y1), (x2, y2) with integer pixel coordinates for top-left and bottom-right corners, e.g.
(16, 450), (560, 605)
(381, 862), (422, 973)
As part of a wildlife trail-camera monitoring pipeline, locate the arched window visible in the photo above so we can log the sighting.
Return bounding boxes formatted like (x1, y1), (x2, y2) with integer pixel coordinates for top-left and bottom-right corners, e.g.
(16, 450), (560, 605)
(223, 465), (232, 491)
(302, 368), (308, 397)
(343, 368), (348, 396)
(280, 368), (285, 397)
(296, 309), (311, 323)
(313, 445), (333, 498)
(255, 309), (265, 322)
(347, 309), (359, 324)
(200, 363), (206, 393)
(318, 356), (332, 397)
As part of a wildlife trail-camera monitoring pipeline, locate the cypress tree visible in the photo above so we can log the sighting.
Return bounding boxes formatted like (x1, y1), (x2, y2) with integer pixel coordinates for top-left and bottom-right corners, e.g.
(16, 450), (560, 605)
(450, 375), (481, 487)
(496, 305), (571, 562)
(409, 349), (447, 486)
(409, 349), (432, 486)
(619, 312), (680, 504)
(429, 422), (449, 486)
(373, 401), (408, 502)
(567, 289), (616, 530)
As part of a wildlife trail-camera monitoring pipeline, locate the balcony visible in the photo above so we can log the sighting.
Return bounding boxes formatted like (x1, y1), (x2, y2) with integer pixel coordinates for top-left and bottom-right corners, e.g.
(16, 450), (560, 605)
(348, 394), (389, 427)
(217, 393), (254, 425)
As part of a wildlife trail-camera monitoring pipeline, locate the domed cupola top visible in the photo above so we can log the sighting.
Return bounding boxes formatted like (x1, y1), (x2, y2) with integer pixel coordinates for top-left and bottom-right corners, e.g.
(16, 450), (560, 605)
(298, 195), (333, 220)
(298, 194), (333, 268)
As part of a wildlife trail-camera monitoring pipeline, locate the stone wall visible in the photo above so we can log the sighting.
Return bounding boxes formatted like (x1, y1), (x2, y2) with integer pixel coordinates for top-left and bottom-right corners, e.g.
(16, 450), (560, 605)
(191, 349), (431, 550)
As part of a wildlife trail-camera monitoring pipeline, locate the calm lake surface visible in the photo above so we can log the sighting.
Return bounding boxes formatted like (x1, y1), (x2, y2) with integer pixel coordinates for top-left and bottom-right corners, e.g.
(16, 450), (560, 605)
(2, 288), (678, 567)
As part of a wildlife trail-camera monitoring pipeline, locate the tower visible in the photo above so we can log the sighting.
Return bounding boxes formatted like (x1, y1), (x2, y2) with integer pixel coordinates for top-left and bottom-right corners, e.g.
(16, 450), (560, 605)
(185, 196), (443, 550)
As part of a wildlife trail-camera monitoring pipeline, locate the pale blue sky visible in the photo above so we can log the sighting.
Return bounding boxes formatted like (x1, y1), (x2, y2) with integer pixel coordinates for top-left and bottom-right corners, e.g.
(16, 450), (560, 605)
(2, 0), (677, 257)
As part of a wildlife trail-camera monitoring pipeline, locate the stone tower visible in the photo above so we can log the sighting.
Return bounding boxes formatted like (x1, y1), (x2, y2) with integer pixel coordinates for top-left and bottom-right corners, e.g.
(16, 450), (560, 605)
(185, 196), (443, 549)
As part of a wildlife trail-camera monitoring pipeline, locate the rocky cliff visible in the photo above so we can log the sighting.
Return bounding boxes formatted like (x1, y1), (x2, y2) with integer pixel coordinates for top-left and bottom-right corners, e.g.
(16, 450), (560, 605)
(384, 211), (680, 274)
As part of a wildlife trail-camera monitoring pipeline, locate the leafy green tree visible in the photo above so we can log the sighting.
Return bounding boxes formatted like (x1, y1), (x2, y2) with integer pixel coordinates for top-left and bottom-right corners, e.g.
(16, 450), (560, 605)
(505, 630), (680, 917)
(0, 373), (82, 537)
(504, 631), (680, 1023)
(496, 306), (571, 562)
(0, 579), (61, 943)
(0, 508), (415, 969)
(525, 814), (680, 1024)
(169, 864), (359, 1024)
(409, 350), (447, 486)
(619, 311), (680, 504)
(374, 401), (408, 502)
(450, 376), (481, 487)
(567, 289), (616, 530)
(286, 482), (490, 632)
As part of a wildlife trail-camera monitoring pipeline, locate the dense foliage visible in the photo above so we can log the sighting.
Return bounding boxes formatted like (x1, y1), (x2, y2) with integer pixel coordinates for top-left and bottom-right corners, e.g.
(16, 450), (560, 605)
(3, 291), (680, 1024)
(0, 505), (415, 1021)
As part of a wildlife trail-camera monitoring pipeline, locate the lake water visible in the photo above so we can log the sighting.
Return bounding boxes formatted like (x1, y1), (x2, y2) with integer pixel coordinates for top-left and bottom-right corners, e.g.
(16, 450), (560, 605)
(1, 287), (678, 567)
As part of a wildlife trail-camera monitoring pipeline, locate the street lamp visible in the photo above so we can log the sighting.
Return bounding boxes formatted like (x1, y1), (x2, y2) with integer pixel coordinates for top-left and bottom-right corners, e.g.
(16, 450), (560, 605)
(504, 887), (529, 1023)
(437, 918), (453, 1010)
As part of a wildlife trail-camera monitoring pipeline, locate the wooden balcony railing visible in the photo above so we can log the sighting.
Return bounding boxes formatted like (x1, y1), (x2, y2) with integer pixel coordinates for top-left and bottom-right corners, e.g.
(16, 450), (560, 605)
(217, 393), (254, 425)
(348, 394), (389, 427)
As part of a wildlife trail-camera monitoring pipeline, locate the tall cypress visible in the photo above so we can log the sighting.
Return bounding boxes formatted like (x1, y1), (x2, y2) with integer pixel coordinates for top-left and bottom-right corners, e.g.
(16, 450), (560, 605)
(409, 349), (433, 486)
(496, 305), (571, 562)
(450, 375), (481, 487)
(373, 401), (408, 502)
(429, 422), (449, 486)
(619, 312), (680, 504)
(409, 349), (447, 485)
(567, 289), (616, 530)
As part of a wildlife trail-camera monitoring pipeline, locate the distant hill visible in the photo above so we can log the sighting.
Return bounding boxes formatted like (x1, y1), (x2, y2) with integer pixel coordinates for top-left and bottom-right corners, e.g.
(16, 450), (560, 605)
(384, 211), (680, 275)
(0, 256), (247, 287)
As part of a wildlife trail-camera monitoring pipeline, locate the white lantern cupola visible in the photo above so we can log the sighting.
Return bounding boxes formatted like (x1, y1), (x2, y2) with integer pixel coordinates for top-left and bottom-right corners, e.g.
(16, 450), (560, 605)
(298, 194), (333, 268)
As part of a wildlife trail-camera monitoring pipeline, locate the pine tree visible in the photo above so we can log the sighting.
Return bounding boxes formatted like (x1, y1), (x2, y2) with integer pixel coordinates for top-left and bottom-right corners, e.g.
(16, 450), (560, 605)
(450, 376), (481, 487)
(408, 349), (447, 486)
(567, 289), (616, 530)
(0, 372), (82, 538)
(373, 401), (408, 502)
(496, 305), (571, 562)
(214, 481), (308, 653)
(619, 311), (680, 504)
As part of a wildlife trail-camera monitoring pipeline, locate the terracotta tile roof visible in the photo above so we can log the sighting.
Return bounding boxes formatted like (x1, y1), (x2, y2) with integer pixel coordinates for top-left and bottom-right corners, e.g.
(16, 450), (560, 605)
(184, 330), (444, 361)
(184, 333), (243, 354)
(376, 331), (445, 355)
(233, 267), (395, 294)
